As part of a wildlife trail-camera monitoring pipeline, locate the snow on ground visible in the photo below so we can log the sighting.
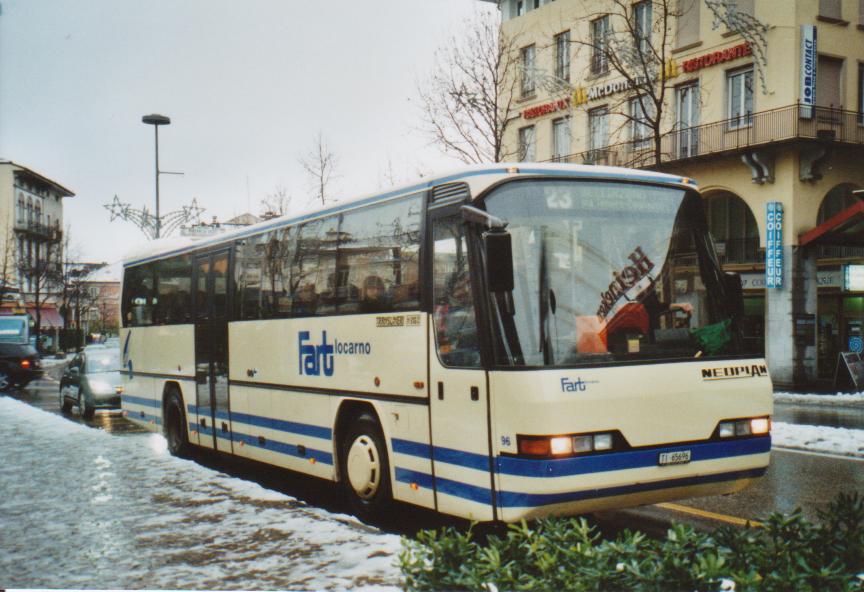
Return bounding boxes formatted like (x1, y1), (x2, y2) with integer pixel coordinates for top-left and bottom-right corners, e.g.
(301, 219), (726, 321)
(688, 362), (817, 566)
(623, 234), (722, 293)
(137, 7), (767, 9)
(773, 421), (864, 458)
(775, 391), (864, 406)
(0, 396), (402, 591)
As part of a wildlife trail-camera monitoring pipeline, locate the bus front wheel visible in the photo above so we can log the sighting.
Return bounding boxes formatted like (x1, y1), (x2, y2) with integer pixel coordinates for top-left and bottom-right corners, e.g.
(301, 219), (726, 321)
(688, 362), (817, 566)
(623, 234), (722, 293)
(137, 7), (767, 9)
(164, 390), (191, 458)
(339, 412), (392, 522)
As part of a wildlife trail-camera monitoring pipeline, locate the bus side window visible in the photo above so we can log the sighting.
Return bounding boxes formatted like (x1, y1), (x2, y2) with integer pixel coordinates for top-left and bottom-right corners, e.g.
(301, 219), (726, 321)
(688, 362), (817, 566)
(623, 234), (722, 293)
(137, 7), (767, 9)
(432, 215), (480, 367)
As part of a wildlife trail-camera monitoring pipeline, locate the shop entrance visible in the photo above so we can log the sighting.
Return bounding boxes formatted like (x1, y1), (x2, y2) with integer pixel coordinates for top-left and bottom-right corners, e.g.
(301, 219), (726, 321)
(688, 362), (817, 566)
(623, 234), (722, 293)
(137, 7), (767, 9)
(817, 295), (864, 378)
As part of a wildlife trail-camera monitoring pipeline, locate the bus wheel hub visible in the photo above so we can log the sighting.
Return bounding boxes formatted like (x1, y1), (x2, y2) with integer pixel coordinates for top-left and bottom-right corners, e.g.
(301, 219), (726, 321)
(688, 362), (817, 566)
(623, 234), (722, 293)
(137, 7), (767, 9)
(346, 435), (380, 499)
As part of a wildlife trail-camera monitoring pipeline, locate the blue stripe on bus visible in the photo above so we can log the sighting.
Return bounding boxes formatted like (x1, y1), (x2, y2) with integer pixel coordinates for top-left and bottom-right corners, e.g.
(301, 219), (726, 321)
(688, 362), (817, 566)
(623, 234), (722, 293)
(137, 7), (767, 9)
(229, 411), (332, 440)
(496, 437), (771, 478)
(392, 438), (490, 470)
(391, 436), (770, 477)
(232, 431), (333, 465)
(122, 394), (161, 409)
(185, 404), (331, 441)
(394, 465), (764, 508)
(129, 410), (162, 425)
(124, 167), (690, 267)
(395, 467), (435, 490)
(497, 467), (767, 509)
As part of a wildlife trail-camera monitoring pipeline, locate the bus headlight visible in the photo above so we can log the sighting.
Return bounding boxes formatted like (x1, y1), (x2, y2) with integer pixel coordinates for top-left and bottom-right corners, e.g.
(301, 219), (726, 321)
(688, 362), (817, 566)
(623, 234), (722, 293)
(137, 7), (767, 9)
(750, 417), (770, 435)
(716, 417), (770, 438)
(593, 433), (614, 451)
(549, 436), (573, 456)
(718, 422), (736, 438)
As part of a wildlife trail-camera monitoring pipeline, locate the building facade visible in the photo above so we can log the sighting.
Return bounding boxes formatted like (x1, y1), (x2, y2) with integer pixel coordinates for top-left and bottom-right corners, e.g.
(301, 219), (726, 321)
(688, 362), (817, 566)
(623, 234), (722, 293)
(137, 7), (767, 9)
(0, 161), (74, 347)
(496, 0), (864, 388)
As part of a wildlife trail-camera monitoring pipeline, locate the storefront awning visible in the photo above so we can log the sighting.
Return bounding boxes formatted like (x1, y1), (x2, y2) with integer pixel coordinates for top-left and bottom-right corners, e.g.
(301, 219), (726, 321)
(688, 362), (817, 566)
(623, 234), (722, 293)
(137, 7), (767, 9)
(27, 307), (64, 328)
(799, 200), (864, 248)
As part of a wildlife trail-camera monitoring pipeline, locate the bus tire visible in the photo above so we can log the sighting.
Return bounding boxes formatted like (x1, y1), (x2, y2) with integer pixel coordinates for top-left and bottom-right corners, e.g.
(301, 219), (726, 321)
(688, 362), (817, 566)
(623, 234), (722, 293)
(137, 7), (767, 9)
(164, 390), (191, 458)
(339, 412), (392, 522)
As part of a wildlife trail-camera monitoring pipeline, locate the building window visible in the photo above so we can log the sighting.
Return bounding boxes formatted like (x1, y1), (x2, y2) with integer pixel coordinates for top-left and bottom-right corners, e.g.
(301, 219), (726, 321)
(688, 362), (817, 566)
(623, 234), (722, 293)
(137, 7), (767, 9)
(555, 31), (570, 81)
(630, 96), (654, 149)
(588, 107), (609, 154)
(633, 1), (652, 54)
(552, 117), (571, 161)
(516, 0), (525, 16)
(816, 55), (844, 109)
(521, 45), (536, 97)
(677, 82), (700, 157)
(727, 67), (754, 128)
(819, 0), (842, 20)
(676, 0), (700, 48)
(591, 17), (609, 74)
(518, 126), (536, 161)
(16, 194), (24, 225)
(858, 62), (863, 124)
(705, 192), (759, 264)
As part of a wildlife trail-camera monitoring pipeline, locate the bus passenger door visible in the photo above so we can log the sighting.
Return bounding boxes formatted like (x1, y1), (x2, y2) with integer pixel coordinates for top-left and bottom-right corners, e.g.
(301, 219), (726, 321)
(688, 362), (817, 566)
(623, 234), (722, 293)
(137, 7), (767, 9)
(428, 209), (495, 521)
(194, 250), (233, 453)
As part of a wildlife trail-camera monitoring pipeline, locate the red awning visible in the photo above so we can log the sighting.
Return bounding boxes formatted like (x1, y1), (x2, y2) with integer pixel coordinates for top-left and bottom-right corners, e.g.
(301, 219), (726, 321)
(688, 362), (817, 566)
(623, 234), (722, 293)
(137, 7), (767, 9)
(27, 307), (64, 328)
(799, 200), (864, 248)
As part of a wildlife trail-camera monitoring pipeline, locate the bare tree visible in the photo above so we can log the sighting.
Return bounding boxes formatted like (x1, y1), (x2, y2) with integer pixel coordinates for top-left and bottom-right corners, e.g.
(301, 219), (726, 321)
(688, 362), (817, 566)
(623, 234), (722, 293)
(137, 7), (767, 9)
(56, 232), (100, 350)
(299, 132), (340, 206)
(0, 230), (20, 302)
(417, 10), (523, 164)
(19, 229), (63, 350)
(555, 0), (681, 167)
(260, 185), (292, 220)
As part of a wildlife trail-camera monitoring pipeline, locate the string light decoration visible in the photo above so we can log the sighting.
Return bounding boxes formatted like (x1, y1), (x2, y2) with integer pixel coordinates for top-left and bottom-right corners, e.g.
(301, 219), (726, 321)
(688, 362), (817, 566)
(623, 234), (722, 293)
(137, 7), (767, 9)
(705, 0), (771, 94)
(104, 195), (205, 240)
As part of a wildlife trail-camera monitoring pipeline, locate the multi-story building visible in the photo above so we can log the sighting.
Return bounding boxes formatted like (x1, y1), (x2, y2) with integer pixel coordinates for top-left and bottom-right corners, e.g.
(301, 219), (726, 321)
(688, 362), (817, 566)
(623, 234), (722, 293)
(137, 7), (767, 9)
(0, 161), (74, 347)
(494, 0), (864, 388)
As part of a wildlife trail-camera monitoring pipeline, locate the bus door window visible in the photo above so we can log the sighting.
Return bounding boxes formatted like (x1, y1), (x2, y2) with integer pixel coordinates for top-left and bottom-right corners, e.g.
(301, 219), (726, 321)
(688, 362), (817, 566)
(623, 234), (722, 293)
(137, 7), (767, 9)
(432, 215), (480, 367)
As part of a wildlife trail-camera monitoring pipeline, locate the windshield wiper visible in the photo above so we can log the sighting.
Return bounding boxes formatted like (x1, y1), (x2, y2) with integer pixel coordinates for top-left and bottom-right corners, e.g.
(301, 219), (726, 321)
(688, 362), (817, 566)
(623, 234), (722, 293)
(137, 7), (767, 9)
(538, 227), (555, 366)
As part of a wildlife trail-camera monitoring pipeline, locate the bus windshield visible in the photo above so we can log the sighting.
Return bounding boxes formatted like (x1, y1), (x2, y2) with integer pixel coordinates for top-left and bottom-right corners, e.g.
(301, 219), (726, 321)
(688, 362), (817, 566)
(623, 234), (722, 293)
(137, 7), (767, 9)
(483, 179), (740, 367)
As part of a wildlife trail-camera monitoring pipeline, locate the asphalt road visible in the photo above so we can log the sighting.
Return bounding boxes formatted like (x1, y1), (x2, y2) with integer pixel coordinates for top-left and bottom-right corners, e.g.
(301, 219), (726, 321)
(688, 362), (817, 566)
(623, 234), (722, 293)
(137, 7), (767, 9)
(13, 362), (864, 535)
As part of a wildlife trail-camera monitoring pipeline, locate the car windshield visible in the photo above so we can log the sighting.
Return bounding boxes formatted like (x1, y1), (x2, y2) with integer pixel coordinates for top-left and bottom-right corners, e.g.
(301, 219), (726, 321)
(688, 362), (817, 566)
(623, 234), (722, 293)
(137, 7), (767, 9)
(482, 179), (740, 367)
(86, 351), (120, 373)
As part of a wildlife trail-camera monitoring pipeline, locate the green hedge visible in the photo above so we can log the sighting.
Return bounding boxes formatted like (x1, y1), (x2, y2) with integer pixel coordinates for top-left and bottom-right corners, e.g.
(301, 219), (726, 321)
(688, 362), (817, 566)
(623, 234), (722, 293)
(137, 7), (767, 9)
(399, 492), (864, 591)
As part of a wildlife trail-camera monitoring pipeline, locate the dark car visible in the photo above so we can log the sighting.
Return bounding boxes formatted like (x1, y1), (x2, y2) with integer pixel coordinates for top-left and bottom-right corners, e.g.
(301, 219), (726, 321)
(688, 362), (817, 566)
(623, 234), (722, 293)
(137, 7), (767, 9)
(0, 342), (44, 391)
(59, 349), (123, 419)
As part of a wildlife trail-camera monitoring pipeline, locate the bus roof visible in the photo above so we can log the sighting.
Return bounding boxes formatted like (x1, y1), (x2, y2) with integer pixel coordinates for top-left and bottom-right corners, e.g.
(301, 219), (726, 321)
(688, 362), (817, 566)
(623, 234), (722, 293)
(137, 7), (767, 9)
(122, 163), (697, 268)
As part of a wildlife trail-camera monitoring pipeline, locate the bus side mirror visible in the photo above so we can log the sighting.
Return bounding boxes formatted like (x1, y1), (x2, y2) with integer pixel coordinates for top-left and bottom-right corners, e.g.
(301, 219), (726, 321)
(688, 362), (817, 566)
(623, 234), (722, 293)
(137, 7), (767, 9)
(484, 231), (514, 293)
(724, 272), (744, 321)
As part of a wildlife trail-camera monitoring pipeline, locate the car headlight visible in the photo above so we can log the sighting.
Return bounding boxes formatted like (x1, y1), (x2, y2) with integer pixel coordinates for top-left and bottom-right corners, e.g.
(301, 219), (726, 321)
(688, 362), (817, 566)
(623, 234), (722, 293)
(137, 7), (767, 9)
(87, 380), (115, 393)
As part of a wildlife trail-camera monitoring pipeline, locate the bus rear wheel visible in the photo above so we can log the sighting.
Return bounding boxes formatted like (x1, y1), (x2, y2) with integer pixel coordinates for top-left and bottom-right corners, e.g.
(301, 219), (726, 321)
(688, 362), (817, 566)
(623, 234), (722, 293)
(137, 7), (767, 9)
(164, 391), (191, 458)
(339, 412), (392, 522)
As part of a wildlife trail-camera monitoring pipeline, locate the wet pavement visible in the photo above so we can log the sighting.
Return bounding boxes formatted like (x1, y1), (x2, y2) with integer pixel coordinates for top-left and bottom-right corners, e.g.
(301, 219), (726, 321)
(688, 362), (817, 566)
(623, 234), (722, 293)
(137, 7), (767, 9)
(773, 401), (864, 430)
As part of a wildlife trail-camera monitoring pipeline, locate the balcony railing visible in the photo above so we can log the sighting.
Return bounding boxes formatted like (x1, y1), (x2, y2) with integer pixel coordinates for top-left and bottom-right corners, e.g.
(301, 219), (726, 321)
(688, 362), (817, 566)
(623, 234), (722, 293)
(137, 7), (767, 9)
(550, 103), (864, 169)
(714, 238), (763, 265)
(14, 219), (61, 240)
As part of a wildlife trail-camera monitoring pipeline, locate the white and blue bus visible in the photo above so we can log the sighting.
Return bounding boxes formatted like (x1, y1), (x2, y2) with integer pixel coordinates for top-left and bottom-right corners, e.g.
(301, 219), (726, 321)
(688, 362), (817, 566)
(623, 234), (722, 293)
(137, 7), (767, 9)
(120, 164), (772, 522)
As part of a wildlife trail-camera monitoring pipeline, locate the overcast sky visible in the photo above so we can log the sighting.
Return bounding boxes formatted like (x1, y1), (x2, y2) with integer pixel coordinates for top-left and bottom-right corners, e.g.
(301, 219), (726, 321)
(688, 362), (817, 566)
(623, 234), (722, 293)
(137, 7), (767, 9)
(0, 0), (494, 262)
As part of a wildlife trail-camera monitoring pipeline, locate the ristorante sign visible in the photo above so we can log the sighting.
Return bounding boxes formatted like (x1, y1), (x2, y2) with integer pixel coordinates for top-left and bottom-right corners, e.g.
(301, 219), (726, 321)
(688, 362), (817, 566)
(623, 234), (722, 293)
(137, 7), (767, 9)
(682, 42), (751, 73)
(522, 97), (571, 120)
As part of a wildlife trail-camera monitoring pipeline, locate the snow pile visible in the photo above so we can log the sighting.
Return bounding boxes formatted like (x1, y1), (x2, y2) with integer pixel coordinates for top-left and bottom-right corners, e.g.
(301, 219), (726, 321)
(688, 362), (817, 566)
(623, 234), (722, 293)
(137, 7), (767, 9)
(775, 392), (864, 407)
(0, 396), (402, 591)
(773, 421), (864, 458)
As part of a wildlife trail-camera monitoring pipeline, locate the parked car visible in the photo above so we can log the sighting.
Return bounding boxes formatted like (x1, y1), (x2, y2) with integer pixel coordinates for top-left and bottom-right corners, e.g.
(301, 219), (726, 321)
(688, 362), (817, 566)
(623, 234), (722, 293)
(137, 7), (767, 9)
(59, 349), (123, 418)
(0, 342), (43, 391)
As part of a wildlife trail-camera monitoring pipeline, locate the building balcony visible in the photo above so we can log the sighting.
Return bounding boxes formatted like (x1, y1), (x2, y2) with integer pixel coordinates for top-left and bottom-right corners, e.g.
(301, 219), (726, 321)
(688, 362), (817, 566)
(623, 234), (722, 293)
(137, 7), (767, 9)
(14, 219), (62, 241)
(549, 103), (864, 169)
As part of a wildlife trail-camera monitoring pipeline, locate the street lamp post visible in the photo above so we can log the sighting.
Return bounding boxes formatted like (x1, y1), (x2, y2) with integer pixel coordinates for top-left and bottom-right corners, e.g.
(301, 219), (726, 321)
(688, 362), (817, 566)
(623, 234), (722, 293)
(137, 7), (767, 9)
(141, 113), (171, 238)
